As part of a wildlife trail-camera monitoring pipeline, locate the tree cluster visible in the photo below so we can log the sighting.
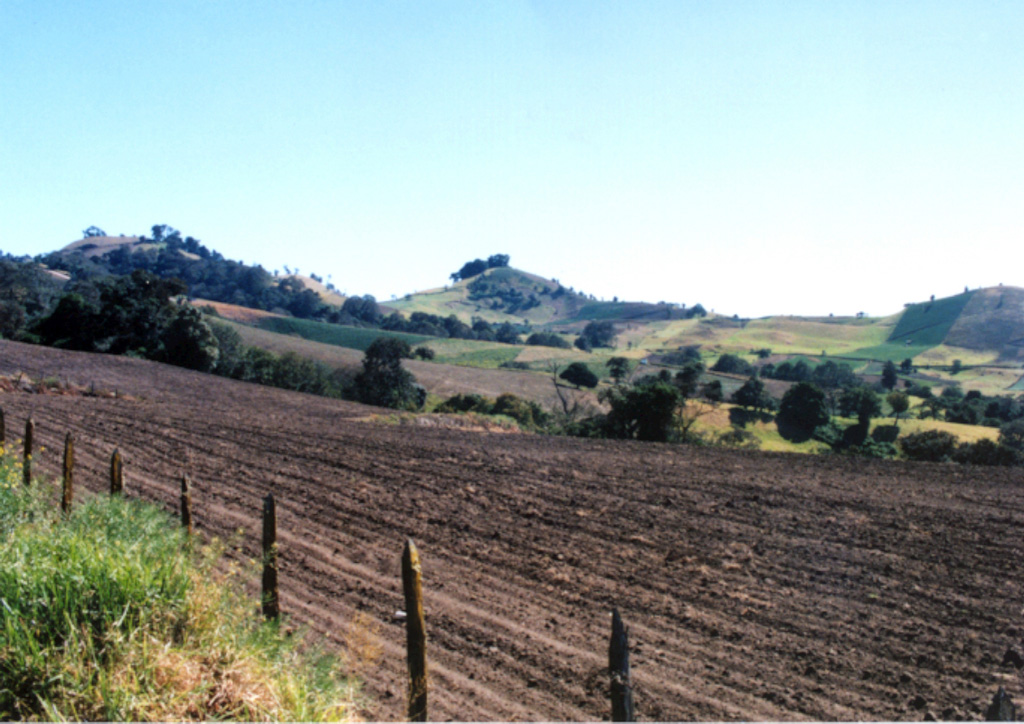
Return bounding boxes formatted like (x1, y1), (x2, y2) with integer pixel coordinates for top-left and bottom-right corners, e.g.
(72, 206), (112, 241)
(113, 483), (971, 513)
(449, 254), (510, 282)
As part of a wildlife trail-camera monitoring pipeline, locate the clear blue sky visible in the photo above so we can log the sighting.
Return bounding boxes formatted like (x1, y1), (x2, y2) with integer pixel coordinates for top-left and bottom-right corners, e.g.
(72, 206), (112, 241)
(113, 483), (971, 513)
(2, 1), (1022, 317)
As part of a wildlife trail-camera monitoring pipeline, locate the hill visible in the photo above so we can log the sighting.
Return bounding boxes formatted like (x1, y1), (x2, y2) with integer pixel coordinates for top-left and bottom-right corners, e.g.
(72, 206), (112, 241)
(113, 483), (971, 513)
(387, 266), (695, 327)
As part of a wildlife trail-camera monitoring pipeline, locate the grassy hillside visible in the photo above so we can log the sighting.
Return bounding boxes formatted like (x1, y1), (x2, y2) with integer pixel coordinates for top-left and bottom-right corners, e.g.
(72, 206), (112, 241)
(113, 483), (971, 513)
(256, 316), (433, 351)
(0, 455), (360, 721)
(888, 291), (976, 346)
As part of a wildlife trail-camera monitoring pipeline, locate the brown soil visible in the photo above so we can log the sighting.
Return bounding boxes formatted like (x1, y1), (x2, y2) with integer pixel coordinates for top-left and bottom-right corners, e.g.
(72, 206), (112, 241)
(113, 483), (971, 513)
(1, 340), (1022, 721)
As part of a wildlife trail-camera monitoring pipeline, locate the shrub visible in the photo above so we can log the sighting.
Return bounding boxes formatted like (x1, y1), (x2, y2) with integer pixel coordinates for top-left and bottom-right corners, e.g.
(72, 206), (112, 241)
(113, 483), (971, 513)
(899, 430), (959, 462)
(712, 353), (754, 375)
(952, 439), (1020, 466)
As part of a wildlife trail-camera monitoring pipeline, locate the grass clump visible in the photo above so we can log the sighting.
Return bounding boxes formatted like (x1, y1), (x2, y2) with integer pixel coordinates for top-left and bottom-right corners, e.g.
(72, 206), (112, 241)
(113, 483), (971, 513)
(0, 455), (361, 721)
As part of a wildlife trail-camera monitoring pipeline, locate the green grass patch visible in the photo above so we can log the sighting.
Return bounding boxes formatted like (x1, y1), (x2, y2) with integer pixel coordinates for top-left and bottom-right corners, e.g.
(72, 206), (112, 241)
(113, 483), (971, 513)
(0, 457), (361, 721)
(258, 316), (431, 351)
(888, 291), (974, 346)
(433, 346), (523, 368)
(843, 343), (936, 362)
(1011, 375), (1024, 391)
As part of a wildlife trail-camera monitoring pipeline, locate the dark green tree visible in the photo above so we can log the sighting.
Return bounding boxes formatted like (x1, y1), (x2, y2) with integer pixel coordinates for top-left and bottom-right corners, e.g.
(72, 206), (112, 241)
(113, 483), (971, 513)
(732, 375), (773, 413)
(560, 362), (599, 389)
(881, 360), (898, 390)
(602, 381), (680, 442)
(777, 382), (830, 434)
(839, 386), (882, 432)
(579, 320), (616, 348)
(160, 305), (219, 372)
(887, 390), (910, 426)
(998, 419), (1024, 459)
(606, 357), (631, 385)
(712, 353), (754, 376)
(354, 337), (423, 410)
(701, 379), (724, 402)
(673, 359), (705, 397)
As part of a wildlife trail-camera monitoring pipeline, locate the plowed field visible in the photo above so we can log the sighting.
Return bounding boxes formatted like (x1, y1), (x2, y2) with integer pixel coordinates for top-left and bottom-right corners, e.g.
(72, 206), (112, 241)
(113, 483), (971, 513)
(2, 340), (1022, 721)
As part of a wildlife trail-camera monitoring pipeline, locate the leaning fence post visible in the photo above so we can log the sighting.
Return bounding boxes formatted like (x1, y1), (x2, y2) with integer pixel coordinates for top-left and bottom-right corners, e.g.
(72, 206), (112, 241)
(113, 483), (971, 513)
(262, 493), (279, 621)
(23, 418), (34, 486)
(987, 687), (1017, 721)
(110, 449), (124, 495)
(610, 608), (634, 722)
(61, 432), (74, 516)
(180, 475), (193, 536)
(403, 538), (427, 722)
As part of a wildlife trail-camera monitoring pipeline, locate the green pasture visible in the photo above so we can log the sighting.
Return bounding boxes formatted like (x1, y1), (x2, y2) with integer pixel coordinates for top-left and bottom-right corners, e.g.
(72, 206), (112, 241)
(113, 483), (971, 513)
(887, 291), (974, 345)
(257, 317), (431, 351)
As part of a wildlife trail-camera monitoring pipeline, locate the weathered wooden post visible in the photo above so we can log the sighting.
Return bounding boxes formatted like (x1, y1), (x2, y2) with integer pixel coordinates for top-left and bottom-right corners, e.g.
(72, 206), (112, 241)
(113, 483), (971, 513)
(609, 608), (634, 722)
(262, 493), (279, 621)
(110, 449), (124, 495)
(987, 687), (1017, 721)
(403, 538), (427, 722)
(0, 406), (5, 447)
(180, 475), (193, 536)
(61, 432), (74, 516)
(23, 418), (34, 486)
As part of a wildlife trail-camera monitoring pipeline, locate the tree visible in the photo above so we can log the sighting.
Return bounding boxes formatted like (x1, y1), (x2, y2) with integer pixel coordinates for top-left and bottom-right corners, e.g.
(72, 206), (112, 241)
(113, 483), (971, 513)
(82, 225), (106, 238)
(712, 353), (753, 376)
(900, 358), (914, 373)
(354, 337), (423, 410)
(701, 379), (723, 402)
(601, 381), (680, 442)
(899, 430), (958, 462)
(606, 357), (631, 385)
(951, 359), (963, 375)
(495, 322), (520, 344)
(777, 382), (830, 434)
(887, 391), (910, 426)
(413, 346), (435, 360)
(560, 362), (599, 389)
(673, 359), (705, 397)
(839, 386), (882, 429)
(526, 332), (571, 349)
(161, 305), (219, 372)
(881, 360), (898, 390)
(579, 320), (616, 348)
(999, 419), (1024, 458)
(732, 375), (773, 413)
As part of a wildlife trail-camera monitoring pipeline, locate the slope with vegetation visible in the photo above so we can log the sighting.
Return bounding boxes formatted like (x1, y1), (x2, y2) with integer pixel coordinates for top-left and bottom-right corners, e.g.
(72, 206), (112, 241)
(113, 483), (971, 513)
(0, 451), (360, 720)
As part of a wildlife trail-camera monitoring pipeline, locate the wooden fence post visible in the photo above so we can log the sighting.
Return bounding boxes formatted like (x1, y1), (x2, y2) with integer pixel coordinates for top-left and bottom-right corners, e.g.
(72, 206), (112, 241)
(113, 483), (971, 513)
(262, 493), (279, 621)
(0, 406), (5, 447)
(609, 608), (634, 722)
(110, 449), (124, 495)
(403, 538), (428, 722)
(23, 418), (34, 486)
(61, 432), (74, 516)
(180, 475), (193, 536)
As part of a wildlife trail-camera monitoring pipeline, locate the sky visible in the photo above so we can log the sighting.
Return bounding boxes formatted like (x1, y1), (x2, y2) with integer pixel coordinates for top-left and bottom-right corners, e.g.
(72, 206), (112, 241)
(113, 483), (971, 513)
(2, 1), (1023, 318)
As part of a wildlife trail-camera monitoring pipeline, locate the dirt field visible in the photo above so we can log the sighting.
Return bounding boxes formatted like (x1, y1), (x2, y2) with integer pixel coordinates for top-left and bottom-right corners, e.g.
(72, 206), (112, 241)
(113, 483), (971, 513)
(2, 340), (1022, 721)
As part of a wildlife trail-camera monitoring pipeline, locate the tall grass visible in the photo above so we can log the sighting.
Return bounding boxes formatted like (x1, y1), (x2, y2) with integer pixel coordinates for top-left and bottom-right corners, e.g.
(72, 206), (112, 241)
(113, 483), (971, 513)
(0, 453), (361, 721)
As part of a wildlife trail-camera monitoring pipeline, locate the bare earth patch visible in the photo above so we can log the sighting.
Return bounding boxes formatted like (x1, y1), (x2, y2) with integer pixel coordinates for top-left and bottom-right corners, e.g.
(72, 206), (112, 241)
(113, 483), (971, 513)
(1, 340), (1022, 721)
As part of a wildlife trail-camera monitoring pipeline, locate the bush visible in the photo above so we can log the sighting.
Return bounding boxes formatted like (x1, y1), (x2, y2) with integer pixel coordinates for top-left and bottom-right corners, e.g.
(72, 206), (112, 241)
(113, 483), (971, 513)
(712, 353), (754, 375)
(952, 439), (1020, 466)
(899, 430), (959, 462)
(525, 332), (571, 349)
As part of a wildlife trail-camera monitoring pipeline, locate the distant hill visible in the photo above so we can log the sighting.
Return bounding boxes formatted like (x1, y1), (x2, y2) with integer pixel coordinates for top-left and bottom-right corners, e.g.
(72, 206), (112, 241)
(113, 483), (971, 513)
(945, 287), (1024, 358)
(30, 233), (1024, 371)
(884, 287), (1024, 361)
(388, 265), (696, 327)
